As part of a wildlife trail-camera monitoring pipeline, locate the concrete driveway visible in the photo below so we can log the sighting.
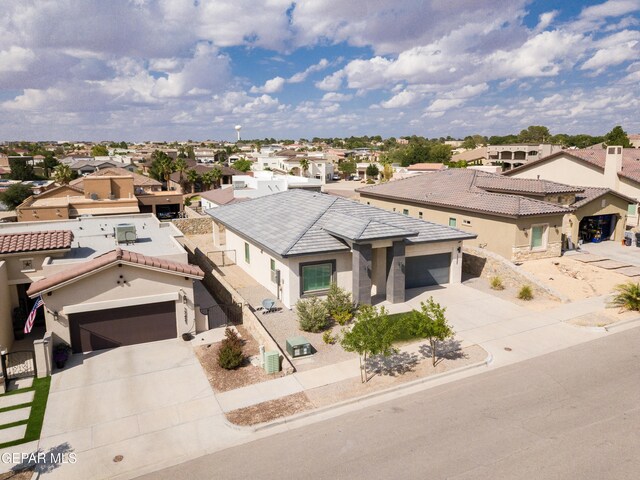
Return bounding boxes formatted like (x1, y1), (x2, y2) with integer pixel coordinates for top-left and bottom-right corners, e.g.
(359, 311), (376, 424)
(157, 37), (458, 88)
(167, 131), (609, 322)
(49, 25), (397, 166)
(581, 240), (640, 267)
(37, 339), (248, 479)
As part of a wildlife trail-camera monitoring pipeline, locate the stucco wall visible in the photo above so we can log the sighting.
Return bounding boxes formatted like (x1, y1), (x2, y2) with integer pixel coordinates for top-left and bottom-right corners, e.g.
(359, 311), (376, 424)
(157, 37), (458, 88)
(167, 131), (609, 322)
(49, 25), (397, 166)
(509, 156), (606, 187)
(0, 262), (15, 350)
(568, 193), (629, 243)
(40, 264), (197, 347)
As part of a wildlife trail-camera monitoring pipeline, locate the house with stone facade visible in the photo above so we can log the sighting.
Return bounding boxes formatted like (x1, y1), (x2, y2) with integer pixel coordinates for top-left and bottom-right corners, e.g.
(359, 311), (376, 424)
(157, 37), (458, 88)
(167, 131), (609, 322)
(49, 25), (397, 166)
(206, 189), (475, 309)
(357, 169), (632, 262)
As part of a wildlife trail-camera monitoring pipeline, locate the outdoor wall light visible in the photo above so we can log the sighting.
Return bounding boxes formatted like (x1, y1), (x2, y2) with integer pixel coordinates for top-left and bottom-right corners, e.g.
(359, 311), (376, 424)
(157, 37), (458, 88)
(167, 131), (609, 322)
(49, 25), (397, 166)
(53, 311), (59, 321)
(457, 246), (462, 253)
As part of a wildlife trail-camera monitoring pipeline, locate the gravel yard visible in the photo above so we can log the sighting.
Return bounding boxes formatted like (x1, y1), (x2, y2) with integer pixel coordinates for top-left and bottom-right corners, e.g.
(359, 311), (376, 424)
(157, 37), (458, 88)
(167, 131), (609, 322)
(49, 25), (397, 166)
(195, 325), (275, 393)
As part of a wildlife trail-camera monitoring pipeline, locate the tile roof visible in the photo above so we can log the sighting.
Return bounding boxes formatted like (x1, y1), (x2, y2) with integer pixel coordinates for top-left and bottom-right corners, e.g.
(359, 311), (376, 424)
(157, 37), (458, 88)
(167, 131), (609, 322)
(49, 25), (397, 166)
(206, 189), (475, 257)
(357, 169), (574, 218)
(473, 174), (582, 195)
(27, 247), (203, 296)
(571, 187), (636, 209)
(70, 167), (161, 188)
(0, 230), (74, 254)
(505, 148), (640, 184)
(406, 163), (447, 171)
(199, 188), (249, 206)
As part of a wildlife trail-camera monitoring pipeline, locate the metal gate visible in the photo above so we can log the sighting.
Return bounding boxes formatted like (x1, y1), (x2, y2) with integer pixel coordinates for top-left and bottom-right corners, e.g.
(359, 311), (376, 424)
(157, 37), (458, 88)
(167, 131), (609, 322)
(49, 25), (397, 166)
(1, 351), (36, 380)
(202, 302), (243, 329)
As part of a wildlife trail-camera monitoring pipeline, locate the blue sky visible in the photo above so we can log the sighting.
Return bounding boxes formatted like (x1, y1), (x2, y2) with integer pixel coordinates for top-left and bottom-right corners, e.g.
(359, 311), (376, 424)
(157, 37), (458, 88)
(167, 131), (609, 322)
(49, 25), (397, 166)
(0, 0), (638, 141)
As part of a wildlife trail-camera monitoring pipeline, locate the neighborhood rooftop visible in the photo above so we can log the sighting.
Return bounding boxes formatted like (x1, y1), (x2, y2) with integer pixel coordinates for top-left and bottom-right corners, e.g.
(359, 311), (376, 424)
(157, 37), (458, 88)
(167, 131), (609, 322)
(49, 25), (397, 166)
(0, 214), (185, 263)
(27, 247), (203, 296)
(0, 230), (74, 254)
(357, 169), (576, 218)
(206, 189), (475, 257)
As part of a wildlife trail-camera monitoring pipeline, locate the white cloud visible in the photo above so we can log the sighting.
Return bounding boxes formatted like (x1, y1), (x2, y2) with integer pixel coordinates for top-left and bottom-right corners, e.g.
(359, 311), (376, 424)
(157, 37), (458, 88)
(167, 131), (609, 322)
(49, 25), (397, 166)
(380, 91), (421, 109)
(250, 76), (286, 94)
(315, 70), (345, 91)
(0, 46), (36, 72)
(289, 59), (331, 83)
(321, 92), (352, 102)
(536, 11), (558, 31)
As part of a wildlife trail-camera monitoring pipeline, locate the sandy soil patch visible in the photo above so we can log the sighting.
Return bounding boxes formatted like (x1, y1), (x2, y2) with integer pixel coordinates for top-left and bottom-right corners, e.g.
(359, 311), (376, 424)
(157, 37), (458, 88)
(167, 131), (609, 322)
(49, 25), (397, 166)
(519, 256), (629, 301)
(195, 325), (275, 393)
(225, 344), (487, 426)
(0, 469), (33, 480)
(463, 276), (561, 311)
(568, 307), (640, 327)
(225, 392), (313, 426)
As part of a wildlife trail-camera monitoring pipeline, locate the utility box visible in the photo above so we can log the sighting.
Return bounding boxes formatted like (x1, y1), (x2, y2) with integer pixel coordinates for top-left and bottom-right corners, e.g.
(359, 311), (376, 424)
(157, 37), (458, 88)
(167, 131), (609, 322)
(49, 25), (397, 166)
(264, 351), (280, 374)
(286, 336), (313, 358)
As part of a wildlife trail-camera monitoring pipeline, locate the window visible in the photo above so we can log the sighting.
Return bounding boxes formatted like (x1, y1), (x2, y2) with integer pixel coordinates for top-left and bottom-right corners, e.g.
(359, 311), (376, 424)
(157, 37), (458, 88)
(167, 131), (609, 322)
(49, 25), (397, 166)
(531, 224), (547, 250)
(448, 218), (456, 227)
(392, 207), (396, 212)
(403, 209), (409, 215)
(628, 204), (637, 215)
(244, 242), (250, 263)
(418, 212), (423, 219)
(270, 259), (278, 283)
(462, 219), (471, 226)
(300, 261), (334, 295)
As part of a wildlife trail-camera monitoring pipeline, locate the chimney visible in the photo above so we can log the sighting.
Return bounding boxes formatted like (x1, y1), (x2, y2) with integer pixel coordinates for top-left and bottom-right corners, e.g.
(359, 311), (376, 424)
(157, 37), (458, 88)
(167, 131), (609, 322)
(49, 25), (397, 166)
(604, 146), (623, 190)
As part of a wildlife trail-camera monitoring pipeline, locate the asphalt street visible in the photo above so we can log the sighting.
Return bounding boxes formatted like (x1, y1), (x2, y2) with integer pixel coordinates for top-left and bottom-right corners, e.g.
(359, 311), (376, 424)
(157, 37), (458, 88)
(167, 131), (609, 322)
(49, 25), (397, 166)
(141, 327), (640, 480)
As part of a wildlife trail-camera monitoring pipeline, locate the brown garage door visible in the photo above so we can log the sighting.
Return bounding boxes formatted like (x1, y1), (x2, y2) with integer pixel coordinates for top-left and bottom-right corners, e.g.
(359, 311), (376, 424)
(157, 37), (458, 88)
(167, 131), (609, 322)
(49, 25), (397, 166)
(69, 302), (177, 353)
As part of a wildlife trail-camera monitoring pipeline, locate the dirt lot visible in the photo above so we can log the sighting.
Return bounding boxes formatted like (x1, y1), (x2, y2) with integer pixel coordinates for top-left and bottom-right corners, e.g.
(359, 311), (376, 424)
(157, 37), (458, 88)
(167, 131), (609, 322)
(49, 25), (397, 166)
(519, 256), (630, 301)
(225, 392), (313, 426)
(195, 325), (276, 393)
(463, 276), (561, 311)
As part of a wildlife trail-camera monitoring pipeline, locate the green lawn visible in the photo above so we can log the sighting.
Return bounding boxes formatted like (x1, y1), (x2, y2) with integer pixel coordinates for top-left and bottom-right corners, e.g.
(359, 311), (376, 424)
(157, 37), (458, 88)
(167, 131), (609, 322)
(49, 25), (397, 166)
(0, 376), (51, 449)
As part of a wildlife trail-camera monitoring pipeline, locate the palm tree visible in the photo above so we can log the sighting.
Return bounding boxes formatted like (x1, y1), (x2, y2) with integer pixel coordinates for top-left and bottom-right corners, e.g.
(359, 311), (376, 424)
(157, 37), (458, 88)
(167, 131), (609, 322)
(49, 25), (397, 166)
(174, 157), (188, 191)
(610, 282), (640, 311)
(186, 169), (200, 193)
(299, 158), (310, 177)
(53, 164), (73, 185)
(211, 166), (222, 188)
(201, 170), (216, 191)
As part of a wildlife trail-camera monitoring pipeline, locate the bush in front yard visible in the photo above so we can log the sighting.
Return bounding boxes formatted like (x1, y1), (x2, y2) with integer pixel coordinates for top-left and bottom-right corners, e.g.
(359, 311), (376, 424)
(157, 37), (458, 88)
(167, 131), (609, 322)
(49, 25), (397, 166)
(518, 285), (533, 301)
(325, 283), (354, 325)
(490, 276), (505, 290)
(217, 327), (244, 369)
(296, 297), (329, 332)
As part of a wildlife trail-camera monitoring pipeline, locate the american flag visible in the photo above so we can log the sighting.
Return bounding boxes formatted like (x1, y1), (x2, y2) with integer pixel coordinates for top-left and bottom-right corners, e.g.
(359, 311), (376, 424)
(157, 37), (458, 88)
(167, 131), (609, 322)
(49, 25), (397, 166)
(23, 295), (44, 334)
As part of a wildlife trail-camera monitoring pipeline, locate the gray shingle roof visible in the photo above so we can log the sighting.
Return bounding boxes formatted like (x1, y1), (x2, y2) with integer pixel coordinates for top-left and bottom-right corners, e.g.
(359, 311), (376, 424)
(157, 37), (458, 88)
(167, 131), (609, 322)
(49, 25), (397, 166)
(206, 190), (475, 257)
(357, 169), (574, 218)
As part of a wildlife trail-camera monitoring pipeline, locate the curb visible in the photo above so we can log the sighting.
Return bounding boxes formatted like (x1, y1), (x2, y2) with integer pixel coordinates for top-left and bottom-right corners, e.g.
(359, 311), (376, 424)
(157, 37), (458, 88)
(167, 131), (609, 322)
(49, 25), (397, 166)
(223, 350), (492, 433)
(563, 315), (640, 333)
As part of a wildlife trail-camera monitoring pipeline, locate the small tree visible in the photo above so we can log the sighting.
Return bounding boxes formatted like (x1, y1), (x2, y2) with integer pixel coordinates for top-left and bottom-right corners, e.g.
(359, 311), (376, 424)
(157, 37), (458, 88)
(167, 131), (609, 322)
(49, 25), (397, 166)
(609, 282), (640, 311)
(410, 297), (454, 367)
(365, 164), (379, 180)
(341, 305), (396, 383)
(91, 144), (109, 156)
(382, 163), (394, 182)
(0, 183), (33, 209)
(299, 158), (310, 177)
(186, 169), (200, 193)
(53, 164), (74, 185)
(296, 297), (329, 332)
(217, 327), (244, 369)
(325, 283), (353, 325)
(234, 158), (253, 172)
(338, 160), (356, 178)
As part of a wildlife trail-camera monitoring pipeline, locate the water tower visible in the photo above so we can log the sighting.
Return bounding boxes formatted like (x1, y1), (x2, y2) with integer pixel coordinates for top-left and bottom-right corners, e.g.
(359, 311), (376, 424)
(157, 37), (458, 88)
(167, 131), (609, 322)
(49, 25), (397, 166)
(234, 125), (242, 141)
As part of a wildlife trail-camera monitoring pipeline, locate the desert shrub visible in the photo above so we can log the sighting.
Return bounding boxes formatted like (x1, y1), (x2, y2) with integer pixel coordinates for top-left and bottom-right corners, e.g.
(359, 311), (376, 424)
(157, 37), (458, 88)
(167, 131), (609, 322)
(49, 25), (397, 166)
(610, 282), (640, 311)
(365, 178), (375, 184)
(217, 327), (244, 369)
(490, 276), (505, 290)
(517, 285), (533, 301)
(322, 330), (337, 345)
(296, 297), (329, 332)
(325, 283), (353, 325)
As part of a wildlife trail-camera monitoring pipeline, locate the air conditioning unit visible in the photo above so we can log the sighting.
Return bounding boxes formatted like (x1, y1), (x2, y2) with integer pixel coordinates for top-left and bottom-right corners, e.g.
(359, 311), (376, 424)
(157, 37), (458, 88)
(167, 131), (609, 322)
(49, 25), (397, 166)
(263, 351), (280, 374)
(90, 193), (98, 200)
(114, 223), (137, 244)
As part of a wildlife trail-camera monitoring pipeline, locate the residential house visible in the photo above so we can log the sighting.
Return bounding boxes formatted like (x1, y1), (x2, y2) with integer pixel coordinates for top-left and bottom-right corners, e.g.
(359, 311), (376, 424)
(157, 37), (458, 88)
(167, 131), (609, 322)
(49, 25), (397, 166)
(206, 189), (476, 309)
(16, 171), (183, 221)
(504, 147), (640, 227)
(356, 169), (632, 261)
(200, 171), (322, 210)
(168, 164), (243, 194)
(487, 144), (563, 170)
(0, 214), (203, 355)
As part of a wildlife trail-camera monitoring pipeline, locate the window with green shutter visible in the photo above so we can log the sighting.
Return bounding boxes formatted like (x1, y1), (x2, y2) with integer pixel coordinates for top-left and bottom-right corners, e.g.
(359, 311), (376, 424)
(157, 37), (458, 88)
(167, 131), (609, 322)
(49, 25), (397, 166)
(531, 225), (545, 249)
(449, 217), (457, 227)
(628, 204), (637, 215)
(301, 262), (333, 294)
